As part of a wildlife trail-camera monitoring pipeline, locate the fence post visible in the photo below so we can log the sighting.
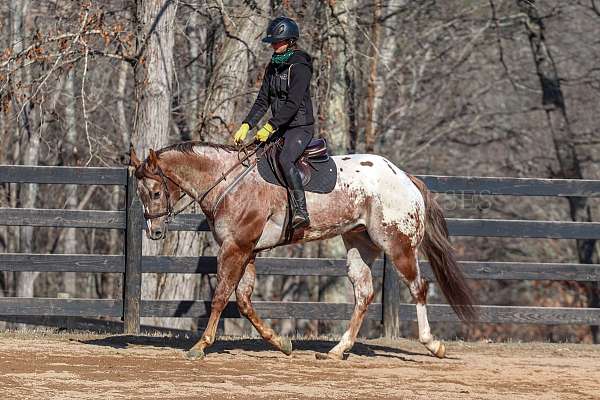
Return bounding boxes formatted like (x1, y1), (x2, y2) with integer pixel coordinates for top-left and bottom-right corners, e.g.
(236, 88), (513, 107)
(124, 166), (142, 334)
(382, 255), (402, 338)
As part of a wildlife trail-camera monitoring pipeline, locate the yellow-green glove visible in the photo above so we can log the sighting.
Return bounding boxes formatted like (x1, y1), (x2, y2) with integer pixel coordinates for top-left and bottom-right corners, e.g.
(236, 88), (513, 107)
(255, 122), (275, 142)
(233, 123), (250, 144)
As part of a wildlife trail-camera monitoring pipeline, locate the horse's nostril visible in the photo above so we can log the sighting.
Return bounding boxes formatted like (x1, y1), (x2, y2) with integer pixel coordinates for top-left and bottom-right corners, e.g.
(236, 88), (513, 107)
(154, 230), (162, 237)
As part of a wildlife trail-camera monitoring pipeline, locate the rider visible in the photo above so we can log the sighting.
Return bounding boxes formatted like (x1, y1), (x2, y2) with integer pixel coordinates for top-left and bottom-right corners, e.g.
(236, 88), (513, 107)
(233, 16), (314, 230)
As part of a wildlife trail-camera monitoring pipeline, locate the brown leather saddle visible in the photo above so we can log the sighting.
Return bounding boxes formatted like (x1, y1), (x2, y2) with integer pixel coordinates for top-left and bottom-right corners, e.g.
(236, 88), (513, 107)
(257, 137), (337, 194)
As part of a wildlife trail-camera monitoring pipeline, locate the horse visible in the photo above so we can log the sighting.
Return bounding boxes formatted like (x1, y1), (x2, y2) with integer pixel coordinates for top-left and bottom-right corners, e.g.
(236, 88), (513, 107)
(129, 141), (475, 360)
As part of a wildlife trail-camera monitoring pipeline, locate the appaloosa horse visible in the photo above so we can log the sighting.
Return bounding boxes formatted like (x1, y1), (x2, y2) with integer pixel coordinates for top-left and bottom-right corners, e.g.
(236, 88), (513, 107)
(130, 141), (475, 360)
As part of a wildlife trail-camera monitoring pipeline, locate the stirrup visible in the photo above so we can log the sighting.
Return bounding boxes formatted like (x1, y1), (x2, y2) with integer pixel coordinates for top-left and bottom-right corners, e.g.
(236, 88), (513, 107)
(292, 212), (310, 229)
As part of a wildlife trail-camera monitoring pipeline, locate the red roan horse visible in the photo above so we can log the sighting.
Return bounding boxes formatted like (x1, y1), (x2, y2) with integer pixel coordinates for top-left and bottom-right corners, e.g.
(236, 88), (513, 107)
(130, 142), (475, 360)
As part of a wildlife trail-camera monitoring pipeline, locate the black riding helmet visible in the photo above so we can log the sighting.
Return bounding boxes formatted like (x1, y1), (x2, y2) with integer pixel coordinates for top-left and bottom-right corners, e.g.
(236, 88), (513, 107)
(261, 17), (299, 43)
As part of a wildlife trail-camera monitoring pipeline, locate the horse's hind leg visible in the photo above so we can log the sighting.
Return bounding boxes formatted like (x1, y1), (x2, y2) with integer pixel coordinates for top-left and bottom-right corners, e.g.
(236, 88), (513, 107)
(235, 257), (292, 356)
(380, 235), (446, 358)
(316, 231), (378, 360)
(404, 247), (445, 357)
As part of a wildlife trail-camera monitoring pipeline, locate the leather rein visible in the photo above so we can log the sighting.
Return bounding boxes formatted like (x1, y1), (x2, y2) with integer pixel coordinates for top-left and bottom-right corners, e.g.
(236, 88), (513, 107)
(142, 141), (268, 223)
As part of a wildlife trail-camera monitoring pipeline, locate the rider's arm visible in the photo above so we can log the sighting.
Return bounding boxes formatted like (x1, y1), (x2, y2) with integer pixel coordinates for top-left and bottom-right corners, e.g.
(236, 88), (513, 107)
(268, 63), (311, 130)
(243, 66), (270, 128)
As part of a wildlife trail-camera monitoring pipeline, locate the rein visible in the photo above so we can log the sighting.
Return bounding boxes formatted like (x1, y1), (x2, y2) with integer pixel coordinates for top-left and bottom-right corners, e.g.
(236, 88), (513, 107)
(143, 141), (270, 222)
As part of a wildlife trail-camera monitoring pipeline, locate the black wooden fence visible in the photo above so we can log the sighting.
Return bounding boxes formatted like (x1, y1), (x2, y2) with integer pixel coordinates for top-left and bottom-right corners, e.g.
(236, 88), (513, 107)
(1, 165), (600, 336)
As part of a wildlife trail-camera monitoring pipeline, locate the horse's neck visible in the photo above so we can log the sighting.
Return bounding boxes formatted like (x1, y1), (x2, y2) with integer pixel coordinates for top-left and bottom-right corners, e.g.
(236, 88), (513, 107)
(163, 147), (234, 212)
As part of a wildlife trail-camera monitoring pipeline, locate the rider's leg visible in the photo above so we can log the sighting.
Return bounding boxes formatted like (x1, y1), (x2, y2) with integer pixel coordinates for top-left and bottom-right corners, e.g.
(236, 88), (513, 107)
(278, 125), (313, 229)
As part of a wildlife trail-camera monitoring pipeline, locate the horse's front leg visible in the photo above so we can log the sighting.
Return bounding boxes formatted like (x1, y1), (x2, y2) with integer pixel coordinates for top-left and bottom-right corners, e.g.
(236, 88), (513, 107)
(236, 257), (293, 356)
(187, 239), (251, 360)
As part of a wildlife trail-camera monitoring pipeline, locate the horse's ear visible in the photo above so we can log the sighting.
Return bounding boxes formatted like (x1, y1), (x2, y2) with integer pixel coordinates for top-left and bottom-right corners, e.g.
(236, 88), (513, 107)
(148, 148), (159, 169)
(129, 144), (141, 168)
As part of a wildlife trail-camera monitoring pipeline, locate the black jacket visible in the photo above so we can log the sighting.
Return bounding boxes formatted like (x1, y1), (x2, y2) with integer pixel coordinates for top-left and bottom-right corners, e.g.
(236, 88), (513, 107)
(244, 50), (315, 130)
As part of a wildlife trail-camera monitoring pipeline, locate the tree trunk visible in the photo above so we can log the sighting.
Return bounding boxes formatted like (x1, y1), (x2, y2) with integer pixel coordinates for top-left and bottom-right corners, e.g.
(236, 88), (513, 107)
(319, 0), (359, 154)
(116, 62), (131, 149)
(132, 0), (177, 154)
(62, 69), (78, 298)
(520, 1), (600, 343)
(12, 0), (40, 301)
(318, 0), (358, 154)
(103, 62), (132, 300)
(364, 0), (382, 153)
(373, 0), (406, 152)
(188, 8), (203, 134)
(198, 0), (268, 142)
(132, 0), (196, 329)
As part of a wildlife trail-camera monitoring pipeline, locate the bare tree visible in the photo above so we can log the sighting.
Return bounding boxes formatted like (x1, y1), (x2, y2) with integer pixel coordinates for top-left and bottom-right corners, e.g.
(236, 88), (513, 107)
(129, 0), (199, 329)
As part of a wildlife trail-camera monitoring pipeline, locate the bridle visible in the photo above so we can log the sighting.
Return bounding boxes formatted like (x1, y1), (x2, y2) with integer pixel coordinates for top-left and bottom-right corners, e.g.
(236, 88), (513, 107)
(141, 160), (178, 223)
(141, 141), (269, 223)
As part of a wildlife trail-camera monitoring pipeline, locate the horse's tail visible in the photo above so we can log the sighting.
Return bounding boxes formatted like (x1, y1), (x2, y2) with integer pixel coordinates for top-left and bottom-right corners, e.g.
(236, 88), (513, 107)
(409, 175), (477, 322)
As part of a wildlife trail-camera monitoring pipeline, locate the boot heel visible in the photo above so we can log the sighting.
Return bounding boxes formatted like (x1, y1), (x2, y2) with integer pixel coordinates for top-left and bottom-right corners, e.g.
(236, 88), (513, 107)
(292, 214), (310, 229)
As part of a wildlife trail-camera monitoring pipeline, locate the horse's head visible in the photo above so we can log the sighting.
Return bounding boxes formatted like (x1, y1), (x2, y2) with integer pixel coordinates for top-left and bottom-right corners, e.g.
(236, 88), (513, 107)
(130, 146), (182, 240)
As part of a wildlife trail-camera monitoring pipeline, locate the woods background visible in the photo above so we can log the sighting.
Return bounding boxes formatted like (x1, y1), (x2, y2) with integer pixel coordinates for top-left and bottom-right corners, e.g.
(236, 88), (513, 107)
(1, 0), (599, 343)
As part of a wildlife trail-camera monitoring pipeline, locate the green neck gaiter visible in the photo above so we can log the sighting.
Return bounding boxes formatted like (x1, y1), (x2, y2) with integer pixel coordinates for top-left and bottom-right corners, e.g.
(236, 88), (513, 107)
(271, 49), (294, 64)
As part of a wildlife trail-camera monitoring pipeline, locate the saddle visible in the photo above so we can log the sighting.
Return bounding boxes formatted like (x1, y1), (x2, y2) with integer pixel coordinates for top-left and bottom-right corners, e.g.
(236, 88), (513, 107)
(257, 137), (337, 194)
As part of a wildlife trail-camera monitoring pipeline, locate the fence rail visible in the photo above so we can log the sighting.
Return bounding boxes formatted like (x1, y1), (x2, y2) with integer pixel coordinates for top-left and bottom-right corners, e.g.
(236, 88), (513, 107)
(0, 298), (598, 325)
(1, 165), (600, 335)
(2, 254), (600, 281)
(4, 166), (600, 196)
(4, 208), (600, 239)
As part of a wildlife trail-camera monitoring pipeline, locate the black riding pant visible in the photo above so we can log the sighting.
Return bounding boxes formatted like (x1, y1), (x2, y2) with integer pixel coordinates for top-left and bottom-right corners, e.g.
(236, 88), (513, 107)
(277, 124), (314, 170)
(277, 125), (314, 201)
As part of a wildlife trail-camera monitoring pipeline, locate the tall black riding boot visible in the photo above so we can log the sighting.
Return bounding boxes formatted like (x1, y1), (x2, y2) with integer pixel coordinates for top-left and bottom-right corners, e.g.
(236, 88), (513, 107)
(284, 166), (310, 229)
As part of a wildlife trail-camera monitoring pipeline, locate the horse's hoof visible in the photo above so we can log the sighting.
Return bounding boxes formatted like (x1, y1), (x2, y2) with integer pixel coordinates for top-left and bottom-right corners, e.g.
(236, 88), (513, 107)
(433, 342), (446, 359)
(315, 351), (345, 361)
(186, 348), (205, 360)
(279, 337), (293, 356)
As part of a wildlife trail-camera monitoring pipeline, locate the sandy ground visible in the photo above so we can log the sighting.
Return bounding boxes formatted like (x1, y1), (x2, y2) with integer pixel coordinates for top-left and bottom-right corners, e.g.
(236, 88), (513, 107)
(0, 331), (598, 400)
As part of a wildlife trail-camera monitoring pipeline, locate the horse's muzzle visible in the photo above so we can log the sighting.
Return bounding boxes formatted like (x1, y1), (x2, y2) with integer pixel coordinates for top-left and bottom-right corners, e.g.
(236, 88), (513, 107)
(147, 228), (166, 240)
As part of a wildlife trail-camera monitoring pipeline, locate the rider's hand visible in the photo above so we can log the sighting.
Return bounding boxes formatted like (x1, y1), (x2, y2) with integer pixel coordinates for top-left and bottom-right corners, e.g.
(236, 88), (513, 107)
(255, 122), (275, 142)
(233, 123), (250, 144)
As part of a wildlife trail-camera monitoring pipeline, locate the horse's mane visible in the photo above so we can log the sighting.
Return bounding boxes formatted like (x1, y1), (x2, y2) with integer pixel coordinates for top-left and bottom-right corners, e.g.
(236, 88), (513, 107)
(156, 141), (252, 156)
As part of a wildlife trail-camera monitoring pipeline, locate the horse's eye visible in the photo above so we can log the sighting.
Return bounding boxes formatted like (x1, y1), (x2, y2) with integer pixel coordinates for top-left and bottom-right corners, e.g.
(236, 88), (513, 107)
(152, 191), (161, 200)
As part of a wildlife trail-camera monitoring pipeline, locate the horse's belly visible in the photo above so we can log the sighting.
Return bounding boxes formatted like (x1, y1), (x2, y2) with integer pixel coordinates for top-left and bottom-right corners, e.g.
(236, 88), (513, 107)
(255, 187), (364, 250)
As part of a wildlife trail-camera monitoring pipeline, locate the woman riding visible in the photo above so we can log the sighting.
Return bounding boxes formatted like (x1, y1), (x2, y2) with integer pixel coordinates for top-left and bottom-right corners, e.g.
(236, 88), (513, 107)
(233, 16), (314, 230)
